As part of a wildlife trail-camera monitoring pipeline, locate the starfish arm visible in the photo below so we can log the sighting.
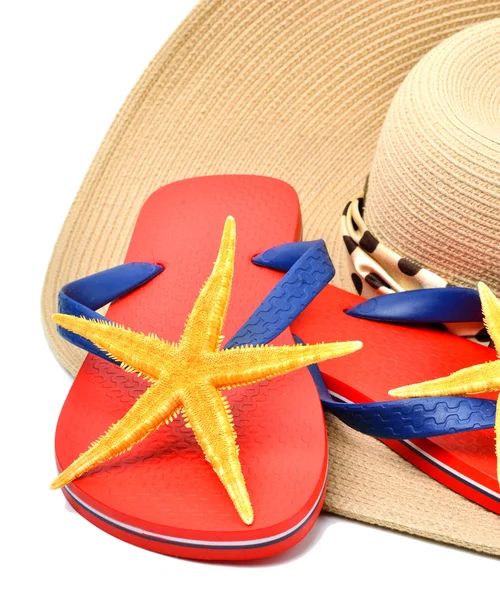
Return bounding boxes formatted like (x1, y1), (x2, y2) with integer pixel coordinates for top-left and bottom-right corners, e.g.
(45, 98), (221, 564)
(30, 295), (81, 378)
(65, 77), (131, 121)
(52, 314), (175, 379)
(182, 383), (253, 525)
(212, 341), (362, 388)
(180, 217), (236, 353)
(389, 361), (500, 398)
(51, 379), (180, 489)
(478, 282), (500, 352)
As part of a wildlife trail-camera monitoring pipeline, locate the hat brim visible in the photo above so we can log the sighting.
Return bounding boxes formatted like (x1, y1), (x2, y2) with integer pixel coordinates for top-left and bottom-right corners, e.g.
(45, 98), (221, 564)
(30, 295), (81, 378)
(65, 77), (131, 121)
(42, 0), (500, 555)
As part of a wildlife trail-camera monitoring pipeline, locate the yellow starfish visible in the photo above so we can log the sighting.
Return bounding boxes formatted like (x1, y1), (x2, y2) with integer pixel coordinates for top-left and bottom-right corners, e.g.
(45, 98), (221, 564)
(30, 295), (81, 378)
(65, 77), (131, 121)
(51, 216), (362, 524)
(390, 282), (500, 482)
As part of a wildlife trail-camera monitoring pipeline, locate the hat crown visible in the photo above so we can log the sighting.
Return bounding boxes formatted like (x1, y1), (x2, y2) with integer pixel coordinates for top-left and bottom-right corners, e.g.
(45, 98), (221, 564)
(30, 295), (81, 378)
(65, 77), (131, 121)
(364, 19), (500, 294)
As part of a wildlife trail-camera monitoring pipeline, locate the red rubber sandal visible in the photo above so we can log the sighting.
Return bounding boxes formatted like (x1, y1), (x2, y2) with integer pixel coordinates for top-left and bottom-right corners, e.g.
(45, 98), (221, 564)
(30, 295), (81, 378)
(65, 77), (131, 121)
(50, 175), (361, 561)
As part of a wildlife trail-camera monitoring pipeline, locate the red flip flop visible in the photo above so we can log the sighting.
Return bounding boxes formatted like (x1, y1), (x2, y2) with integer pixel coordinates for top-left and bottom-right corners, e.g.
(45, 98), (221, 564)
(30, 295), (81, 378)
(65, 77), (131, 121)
(292, 284), (499, 513)
(51, 175), (359, 561)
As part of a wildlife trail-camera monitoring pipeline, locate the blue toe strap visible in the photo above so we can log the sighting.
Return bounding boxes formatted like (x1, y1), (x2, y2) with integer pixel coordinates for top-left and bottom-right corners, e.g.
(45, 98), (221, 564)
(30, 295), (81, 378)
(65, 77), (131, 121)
(57, 262), (164, 363)
(346, 287), (482, 323)
(225, 240), (334, 348)
(56, 240), (334, 356)
(292, 335), (496, 438)
(324, 395), (496, 438)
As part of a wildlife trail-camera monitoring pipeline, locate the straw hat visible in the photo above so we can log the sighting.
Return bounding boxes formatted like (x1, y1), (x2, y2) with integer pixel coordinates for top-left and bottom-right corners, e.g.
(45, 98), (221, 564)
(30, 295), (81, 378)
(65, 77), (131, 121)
(42, 1), (500, 554)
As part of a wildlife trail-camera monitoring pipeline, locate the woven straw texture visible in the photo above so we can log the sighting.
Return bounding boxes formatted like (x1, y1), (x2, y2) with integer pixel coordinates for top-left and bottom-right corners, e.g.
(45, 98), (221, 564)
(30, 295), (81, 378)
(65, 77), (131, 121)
(42, 0), (500, 554)
(364, 19), (500, 295)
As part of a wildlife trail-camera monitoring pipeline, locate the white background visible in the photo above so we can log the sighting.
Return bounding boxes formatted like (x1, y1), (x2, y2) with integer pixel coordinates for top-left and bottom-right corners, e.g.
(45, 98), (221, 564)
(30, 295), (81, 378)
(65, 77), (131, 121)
(1, 2), (497, 598)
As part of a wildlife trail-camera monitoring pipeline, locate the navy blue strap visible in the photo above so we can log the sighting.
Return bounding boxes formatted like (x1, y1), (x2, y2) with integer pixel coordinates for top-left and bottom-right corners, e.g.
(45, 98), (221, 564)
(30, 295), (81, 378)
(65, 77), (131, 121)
(292, 336), (496, 439)
(225, 240), (334, 348)
(57, 240), (333, 356)
(325, 395), (496, 439)
(346, 287), (482, 323)
(57, 262), (163, 363)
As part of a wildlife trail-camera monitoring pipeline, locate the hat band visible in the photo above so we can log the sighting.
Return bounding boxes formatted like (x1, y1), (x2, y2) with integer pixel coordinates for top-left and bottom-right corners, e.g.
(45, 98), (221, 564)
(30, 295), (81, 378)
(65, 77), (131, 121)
(340, 196), (490, 346)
